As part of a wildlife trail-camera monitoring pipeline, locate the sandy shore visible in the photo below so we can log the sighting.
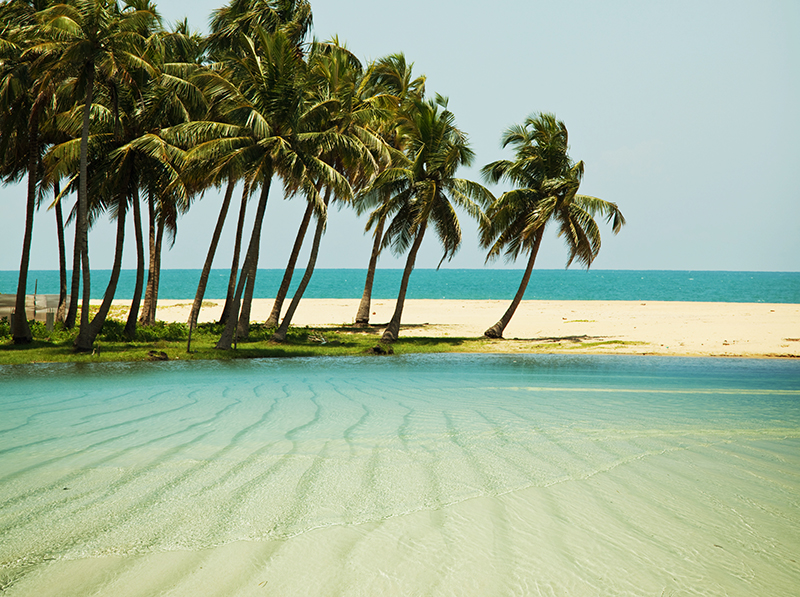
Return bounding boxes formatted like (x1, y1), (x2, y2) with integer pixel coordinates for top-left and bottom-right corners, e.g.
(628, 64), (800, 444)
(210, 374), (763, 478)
(110, 298), (800, 358)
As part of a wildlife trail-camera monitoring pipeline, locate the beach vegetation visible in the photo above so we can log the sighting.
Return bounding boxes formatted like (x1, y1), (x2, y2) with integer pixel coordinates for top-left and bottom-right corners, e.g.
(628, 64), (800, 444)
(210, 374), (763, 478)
(480, 113), (625, 339)
(0, 311), (647, 364)
(1, 1), (621, 356)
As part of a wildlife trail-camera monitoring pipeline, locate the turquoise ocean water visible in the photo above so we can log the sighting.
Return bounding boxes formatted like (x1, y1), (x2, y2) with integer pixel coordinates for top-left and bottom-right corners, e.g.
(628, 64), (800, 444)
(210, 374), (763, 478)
(3, 269), (800, 302)
(1, 354), (799, 595)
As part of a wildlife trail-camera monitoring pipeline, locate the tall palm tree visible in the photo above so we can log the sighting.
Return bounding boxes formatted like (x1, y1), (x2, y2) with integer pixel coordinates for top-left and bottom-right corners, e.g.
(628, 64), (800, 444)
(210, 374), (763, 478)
(120, 18), (207, 337)
(480, 113), (625, 339)
(208, 0), (316, 332)
(207, 0), (312, 55)
(186, 0), (314, 336)
(169, 27), (347, 350)
(0, 0), (67, 343)
(136, 18), (203, 329)
(359, 95), (493, 343)
(352, 53), (425, 326)
(270, 39), (384, 341)
(32, 0), (159, 351)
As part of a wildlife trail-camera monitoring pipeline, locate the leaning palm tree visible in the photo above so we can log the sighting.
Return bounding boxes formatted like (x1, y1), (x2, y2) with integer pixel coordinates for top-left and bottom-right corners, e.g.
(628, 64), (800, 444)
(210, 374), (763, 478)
(169, 27), (346, 350)
(270, 39), (385, 342)
(352, 53), (425, 326)
(0, 0), (54, 343)
(32, 0), (159, 351)
(205, 0), (316, 332)
(480, 113), (625, 339)
(359, 95), (493, 343)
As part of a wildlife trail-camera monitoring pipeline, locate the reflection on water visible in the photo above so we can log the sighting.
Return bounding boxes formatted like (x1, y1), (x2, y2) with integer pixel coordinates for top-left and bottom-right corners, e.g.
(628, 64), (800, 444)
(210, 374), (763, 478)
(1, 355), (799, 596)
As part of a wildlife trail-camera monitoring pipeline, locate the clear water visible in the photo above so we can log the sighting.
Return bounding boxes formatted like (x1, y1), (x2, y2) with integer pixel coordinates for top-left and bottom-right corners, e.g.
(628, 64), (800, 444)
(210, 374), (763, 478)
(4, 268), (800, 303)
(1, 355), (799, 595)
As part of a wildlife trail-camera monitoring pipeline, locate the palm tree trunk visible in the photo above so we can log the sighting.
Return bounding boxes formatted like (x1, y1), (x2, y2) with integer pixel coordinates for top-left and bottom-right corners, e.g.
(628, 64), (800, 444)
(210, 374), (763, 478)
(265, 199), (313, 327)
(272, 189), (331, 342)
(237, 263), (257, 339)
(77, 68), (94, 343)
(355, 215), (385, 325)
(219, 184), (248, 325)
(140, 194), (158, 325)
(483, 230), (543, 339)
(217, 171), (272, 350)
(187, 180), (234, 351)
(11, 103), (41, 344)
(124, 185), (145, 340)
(65, 197), (81, 329)
(54, 181), (68, 324)
(74, 201), (126, 351)
(381, 222), (427, 343)
(149, 221), (164, 322)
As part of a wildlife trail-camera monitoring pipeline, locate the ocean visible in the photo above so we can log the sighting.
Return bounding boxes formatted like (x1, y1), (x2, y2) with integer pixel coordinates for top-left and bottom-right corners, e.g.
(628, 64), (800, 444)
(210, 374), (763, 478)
(1, 354), (798, 595)
(2, 269), (800, 303)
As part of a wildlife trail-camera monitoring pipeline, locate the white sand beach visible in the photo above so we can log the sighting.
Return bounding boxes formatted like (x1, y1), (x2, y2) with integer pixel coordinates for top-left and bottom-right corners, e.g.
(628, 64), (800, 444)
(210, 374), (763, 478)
(133, 298), (800, 358)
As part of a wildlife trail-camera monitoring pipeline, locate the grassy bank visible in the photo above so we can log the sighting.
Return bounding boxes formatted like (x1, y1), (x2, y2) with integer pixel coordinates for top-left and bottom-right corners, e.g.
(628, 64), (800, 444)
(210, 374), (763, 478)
(0, 315), (643, 365)
(0, 317), (495, 365)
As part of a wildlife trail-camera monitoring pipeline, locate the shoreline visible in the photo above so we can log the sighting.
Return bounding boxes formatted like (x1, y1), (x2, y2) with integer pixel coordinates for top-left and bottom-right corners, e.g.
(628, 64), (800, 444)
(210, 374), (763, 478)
(108, 298), (800, 359)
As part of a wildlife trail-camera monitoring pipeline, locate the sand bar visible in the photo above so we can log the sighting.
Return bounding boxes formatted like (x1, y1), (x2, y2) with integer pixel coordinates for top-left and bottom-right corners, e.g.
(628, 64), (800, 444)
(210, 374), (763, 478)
(115, 298), (800, 358)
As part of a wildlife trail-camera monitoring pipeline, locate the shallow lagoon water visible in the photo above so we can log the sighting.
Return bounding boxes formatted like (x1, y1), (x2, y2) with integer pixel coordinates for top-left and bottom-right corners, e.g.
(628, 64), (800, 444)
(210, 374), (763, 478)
(1, 354), (799, 596)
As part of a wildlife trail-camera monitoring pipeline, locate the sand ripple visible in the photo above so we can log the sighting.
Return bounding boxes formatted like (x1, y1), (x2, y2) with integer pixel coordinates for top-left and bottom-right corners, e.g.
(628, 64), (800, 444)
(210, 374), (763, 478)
(1, 355), (798, 595)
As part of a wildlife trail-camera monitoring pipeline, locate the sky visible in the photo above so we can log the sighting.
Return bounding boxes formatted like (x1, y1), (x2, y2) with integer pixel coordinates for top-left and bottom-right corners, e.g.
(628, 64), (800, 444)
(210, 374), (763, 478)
(2, 0), (798, 274)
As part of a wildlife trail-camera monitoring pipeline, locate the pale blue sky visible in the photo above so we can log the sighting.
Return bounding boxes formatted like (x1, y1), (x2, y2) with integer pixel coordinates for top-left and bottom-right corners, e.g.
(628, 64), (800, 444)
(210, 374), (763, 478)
(2, 0), (798, 273)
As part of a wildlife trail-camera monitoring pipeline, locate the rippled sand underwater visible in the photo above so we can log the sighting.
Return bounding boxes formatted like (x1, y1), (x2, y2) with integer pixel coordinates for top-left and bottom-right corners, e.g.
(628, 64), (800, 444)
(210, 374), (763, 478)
(1, 354), (798, 596)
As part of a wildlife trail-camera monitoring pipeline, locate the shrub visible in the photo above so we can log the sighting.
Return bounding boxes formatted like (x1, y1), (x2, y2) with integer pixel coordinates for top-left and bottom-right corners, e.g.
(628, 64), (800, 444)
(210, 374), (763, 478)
(99, 318), (126, 342)
(136, 321), (188, 342)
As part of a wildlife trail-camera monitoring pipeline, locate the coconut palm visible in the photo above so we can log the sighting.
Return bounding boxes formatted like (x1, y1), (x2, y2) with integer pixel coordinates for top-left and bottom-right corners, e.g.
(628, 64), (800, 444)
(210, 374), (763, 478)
(480, 113), (625, 339)
(270, 39), (385, 341)
(169, 26), (348, 350)
(359, 95), (493, 343)
(0, 0), (54, 343)
(191, 0), (311, 336)
(115, 17), (208, 337)
(206, 0), (312, 55)
(42, 46), (187, 348)
(31, 0), (159, 351)
(353, 53), (425, 326)
(137, 18), (204, 329)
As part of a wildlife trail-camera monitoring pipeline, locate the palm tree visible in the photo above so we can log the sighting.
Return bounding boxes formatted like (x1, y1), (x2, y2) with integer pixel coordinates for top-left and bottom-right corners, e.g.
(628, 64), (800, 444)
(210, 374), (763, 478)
(207, 0), (312, 55)
(137, 18), (203, 329)
(169, 27), (346, 350)
(480, 113), (625, 339)
(118, 17), (208, 339)
(0, 0), (52, 343)
(352, 53), (425, 326)
(359, 95), (493, 343)
(205, 0), (317, 332)
(32, 0), (159, 351)
(271, 39), (384, 342)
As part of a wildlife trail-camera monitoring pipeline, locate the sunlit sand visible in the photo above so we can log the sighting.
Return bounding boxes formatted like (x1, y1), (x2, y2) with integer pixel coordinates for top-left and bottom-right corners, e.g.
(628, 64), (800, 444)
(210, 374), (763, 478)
(119, 298), (800, 358)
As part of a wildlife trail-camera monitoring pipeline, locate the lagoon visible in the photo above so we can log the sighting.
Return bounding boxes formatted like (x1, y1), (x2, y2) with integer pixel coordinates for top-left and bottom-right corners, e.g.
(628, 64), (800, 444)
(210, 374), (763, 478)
(1, 354), (799, 595)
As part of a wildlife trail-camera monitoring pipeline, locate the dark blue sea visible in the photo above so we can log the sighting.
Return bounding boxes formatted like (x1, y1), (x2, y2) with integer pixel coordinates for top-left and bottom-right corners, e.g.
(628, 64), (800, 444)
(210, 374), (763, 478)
(2, 269), (799, 303)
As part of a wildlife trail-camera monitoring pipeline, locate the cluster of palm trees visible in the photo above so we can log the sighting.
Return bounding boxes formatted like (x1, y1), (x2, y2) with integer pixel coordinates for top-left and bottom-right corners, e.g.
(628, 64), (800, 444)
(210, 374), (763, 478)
(2, 0), (624, 352)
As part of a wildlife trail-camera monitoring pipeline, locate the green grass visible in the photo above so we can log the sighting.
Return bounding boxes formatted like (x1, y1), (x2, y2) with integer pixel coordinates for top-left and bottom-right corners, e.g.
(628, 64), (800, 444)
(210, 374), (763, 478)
(0, 316), (641, 365)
